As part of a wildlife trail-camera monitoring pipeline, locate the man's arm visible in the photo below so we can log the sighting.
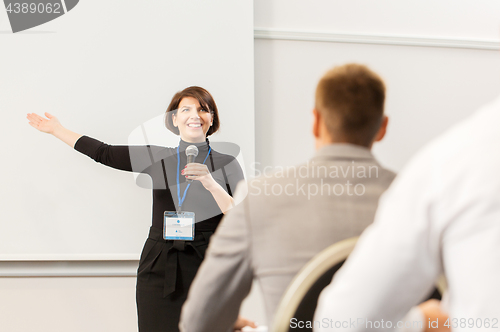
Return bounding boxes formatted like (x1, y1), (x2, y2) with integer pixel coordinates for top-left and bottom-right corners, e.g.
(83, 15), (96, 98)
(180, 184), (254, 332)
(314, 154), (443, 331)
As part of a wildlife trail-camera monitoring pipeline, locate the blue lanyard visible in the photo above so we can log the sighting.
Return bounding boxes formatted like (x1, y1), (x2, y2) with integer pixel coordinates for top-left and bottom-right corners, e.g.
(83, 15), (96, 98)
(176, 145), (212, 211)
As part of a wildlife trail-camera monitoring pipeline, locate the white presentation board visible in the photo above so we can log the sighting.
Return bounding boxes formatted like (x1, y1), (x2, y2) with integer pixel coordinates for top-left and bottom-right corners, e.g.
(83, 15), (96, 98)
(0, 0), (255, 260)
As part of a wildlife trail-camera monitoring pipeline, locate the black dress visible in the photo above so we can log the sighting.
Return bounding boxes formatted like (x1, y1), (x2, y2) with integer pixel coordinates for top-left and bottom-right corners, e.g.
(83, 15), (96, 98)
(74, 136), (244, 332)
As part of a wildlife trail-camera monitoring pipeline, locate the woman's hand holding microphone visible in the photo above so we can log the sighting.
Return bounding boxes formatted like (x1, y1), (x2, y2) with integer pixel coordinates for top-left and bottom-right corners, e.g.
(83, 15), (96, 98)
(182, 163), (217, 190)
(182, 161), (235, 213)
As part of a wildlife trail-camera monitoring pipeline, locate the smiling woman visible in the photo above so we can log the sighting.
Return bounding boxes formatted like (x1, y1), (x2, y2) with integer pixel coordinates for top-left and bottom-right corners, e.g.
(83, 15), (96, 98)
(165, 86), (220, 140)
(172, 97), (213, 142)
(26, 86), (247, 332)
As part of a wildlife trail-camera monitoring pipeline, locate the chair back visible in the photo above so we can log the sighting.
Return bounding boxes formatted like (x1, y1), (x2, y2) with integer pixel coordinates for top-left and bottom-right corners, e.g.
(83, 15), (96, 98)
(271, 237), (359, 332)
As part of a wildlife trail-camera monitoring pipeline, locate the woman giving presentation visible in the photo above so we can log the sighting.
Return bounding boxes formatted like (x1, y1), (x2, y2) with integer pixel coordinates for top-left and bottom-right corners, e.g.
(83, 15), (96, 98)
(27, 86), (253, 331)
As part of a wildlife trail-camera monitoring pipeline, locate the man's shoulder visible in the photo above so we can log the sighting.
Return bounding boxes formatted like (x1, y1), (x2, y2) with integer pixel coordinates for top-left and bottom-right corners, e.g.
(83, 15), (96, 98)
(249, 162), (312, 184)
(372, 161), (397, 183)
(250, 160), (396, 183)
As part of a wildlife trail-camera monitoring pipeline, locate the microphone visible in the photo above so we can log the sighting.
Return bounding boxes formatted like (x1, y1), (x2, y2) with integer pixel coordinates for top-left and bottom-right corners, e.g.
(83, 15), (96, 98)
(185, 145), (199, 183)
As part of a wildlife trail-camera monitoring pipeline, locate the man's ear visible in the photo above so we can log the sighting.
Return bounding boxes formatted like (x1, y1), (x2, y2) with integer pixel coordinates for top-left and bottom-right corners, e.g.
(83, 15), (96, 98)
(312, 108), (321, 139)
(374, 115), (388, 142)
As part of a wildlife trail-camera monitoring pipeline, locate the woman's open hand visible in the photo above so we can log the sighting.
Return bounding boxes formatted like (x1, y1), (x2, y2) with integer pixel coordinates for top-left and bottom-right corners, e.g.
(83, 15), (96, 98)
(26, 112), (82, 147)
(182, 163), (216, 190)
(27, 112), (61, 134)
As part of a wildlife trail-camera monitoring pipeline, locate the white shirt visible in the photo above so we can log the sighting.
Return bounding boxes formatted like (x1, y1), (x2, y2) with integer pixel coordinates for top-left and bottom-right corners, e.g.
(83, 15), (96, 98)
(314, 96), (500, 332)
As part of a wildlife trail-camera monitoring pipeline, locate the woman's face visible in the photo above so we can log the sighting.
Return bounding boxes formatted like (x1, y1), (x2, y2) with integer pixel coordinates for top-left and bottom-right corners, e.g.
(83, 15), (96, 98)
(172, 96), (213, 143)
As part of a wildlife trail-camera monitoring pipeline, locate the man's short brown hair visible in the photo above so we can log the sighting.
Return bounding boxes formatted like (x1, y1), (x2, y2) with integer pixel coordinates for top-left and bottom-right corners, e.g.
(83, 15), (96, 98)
(315, 64), (386, 147)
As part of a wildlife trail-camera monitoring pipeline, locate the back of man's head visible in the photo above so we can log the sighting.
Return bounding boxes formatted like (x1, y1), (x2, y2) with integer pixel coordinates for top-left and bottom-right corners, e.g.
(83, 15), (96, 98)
(315, 64), (386, 147)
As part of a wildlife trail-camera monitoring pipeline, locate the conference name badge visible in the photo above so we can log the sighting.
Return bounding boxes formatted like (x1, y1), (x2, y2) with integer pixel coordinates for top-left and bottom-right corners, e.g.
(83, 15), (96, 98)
(163, 211), (195, 241)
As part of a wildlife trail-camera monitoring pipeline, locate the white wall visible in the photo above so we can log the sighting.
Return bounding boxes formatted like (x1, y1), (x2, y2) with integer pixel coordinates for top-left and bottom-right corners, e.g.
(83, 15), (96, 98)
(254, 0), (500, 172)
(254, 0), (500, 40)
(0, 277), (138, 332)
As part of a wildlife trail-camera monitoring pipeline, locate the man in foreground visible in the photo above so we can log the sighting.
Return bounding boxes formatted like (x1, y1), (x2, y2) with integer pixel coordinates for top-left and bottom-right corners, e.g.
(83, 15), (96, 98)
(314, 90), (500, 331)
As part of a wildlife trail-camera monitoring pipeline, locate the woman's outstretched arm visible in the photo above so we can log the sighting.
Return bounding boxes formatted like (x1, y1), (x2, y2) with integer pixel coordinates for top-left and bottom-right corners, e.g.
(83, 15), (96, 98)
(27, 112), (82, 148)
(26, 112), (157, 174)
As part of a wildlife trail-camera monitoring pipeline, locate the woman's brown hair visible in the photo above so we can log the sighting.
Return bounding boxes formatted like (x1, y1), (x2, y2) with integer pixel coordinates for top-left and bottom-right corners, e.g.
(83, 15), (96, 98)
(165, 86), (220, 136)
